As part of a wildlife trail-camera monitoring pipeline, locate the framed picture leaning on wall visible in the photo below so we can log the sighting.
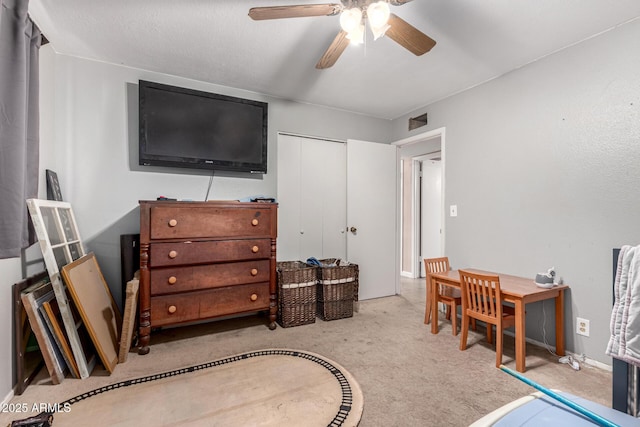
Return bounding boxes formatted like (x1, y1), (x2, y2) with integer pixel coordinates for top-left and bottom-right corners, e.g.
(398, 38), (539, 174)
(46, 169), (63, 201)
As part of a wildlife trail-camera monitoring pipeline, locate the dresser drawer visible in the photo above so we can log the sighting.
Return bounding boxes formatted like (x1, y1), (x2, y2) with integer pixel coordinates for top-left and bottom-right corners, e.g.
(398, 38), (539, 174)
(150, 260), (270, 295)
(150, 283), (270, 326)
(149, 239), (270, 267)
(149, 205), (274, 240)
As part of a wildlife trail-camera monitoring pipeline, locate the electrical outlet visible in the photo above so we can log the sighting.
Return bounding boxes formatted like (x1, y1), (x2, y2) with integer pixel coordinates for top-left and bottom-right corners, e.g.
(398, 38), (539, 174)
(576, 317), (590, 337)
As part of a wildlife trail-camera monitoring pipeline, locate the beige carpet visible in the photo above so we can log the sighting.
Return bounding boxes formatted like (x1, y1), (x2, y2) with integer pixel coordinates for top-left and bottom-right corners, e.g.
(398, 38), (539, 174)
(49, 349), (363, 426)
(45, 349), (363, 427)
(1, 278), (615, 426)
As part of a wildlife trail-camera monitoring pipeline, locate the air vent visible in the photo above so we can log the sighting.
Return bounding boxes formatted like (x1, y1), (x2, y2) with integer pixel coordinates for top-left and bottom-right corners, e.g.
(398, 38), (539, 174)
(409, 112), (428, 131)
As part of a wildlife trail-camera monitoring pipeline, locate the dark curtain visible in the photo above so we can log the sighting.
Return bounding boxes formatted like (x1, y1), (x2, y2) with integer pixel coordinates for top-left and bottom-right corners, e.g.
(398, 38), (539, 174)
(0, 0), (40, 259)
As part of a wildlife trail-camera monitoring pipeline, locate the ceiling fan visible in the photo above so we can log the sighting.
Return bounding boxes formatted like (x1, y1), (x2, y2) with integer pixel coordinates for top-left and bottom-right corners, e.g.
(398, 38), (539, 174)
(248, 0), (436, 69)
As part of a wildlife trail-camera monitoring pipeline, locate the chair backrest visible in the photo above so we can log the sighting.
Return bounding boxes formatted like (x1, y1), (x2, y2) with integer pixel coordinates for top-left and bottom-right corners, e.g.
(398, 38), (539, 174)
(424, 257), (450, 275)
(458, 270), (503, 324)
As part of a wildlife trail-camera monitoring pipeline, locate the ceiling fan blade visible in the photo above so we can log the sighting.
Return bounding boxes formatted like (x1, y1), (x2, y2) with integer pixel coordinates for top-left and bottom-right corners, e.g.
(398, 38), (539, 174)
(316, 30), (349, 69)
(385, 13), (436, 56)
(249, 4), (341, 20)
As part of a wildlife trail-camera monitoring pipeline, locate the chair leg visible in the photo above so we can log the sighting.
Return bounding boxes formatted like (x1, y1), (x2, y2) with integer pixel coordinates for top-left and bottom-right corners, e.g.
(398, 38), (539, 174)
(487, 324), (493, 345)
(495, 326), (503, 368)
(459, 313), (469, 351)
(445, 305), (452, 320)
(424, 291), (431, 324)
(471, 319), (477, 331)
(450, 303), (458, 336)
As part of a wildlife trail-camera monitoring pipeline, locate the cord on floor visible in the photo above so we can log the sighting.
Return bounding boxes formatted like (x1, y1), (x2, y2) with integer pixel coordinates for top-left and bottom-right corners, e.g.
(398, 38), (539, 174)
(559, 355), (582, 371)
(541, 301), (583, 371)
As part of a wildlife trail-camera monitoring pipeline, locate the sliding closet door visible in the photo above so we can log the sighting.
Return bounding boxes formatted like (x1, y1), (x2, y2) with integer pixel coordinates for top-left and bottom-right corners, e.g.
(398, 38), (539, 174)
(299, 138), (347, 260)
(277, 135), (302, 261)
(277, 134), (347, 262)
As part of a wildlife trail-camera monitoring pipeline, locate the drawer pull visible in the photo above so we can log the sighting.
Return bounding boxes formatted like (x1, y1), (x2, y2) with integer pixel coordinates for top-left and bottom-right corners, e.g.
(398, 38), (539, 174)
(251, 268), (258, 276)
(169, 250), (178, 259)
(168, 305), (177, 314)
(250, 293), (258, 302)
(168, 219), (178, 227)
(251, 219), (259, 226)
(168, 276), (177, 285)
(251, 245), (259, 253)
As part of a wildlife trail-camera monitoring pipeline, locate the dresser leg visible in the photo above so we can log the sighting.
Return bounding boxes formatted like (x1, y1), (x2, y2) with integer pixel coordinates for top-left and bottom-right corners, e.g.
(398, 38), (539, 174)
(269, 293), (277, 329)
(139, 241), (151, 355)
(138, 309), (151, 355)
(138, 328), (150, 355)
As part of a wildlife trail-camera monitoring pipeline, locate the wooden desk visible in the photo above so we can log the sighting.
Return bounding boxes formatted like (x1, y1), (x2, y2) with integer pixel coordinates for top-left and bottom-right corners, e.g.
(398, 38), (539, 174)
(429, 269), (568, 373)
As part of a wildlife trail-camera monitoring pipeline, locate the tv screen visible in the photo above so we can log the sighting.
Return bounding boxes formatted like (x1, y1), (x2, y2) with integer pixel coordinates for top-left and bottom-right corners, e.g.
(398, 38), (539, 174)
(138, 80), (268, 173)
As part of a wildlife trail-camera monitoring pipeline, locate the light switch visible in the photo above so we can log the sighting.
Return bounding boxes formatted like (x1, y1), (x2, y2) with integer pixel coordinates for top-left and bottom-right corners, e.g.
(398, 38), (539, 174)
(450, 205), (458, 217)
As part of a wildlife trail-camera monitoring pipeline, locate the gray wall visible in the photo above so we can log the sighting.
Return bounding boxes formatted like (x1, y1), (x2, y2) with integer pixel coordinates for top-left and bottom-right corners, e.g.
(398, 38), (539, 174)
(0, 50), (391, 401)
(0, 259), (22, 404)
(3, 12), (638, 401)
(391, 18), (640, 364)
(38, 53), (391, 312)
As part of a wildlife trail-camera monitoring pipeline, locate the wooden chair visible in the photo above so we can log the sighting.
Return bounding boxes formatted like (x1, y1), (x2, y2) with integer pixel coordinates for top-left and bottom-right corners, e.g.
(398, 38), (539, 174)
(458, 270), (516, 368)
(424, 257), (462, 335)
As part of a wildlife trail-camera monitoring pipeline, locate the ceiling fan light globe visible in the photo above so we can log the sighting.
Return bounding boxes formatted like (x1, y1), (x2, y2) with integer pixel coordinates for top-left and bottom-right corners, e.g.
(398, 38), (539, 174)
(371, 23), (390, 40)
(367, 1), (390, 29)
(346, 23), (365, 45)
(340, 8), (363, 33)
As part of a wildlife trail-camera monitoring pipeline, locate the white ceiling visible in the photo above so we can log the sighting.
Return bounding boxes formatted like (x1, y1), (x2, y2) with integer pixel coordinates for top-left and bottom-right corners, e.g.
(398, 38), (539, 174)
(29, 0), (640, 120)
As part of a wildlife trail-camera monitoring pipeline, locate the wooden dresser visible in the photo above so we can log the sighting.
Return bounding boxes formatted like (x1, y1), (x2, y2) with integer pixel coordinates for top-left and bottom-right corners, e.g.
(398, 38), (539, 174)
(138, 200), (277, 354)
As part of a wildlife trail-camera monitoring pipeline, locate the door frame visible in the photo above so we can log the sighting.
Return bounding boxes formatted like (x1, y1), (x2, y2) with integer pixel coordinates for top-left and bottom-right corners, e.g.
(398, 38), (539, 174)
(392, 127), (446, 279)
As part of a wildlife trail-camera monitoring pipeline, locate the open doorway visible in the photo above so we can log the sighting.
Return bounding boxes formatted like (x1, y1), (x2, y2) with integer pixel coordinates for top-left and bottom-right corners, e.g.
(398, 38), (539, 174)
(415, 153), (442, 277)
(394, 128), (445, 279)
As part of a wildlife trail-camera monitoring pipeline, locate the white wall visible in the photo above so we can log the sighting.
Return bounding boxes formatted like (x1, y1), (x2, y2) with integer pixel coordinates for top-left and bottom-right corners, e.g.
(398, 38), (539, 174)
(391, 18), (640, 364)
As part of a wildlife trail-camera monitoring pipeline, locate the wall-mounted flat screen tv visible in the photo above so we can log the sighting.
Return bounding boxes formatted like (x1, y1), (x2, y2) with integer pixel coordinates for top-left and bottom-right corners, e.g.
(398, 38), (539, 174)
(139, 80), (268, 173)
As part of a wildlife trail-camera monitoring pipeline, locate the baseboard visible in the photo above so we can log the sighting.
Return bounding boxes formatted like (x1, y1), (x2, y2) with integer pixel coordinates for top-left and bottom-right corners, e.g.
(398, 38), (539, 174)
(502, 331), (612, 372)
(401, 271), (414, 278)
(580, 355), (612, 371)
(2, 388), (15, 408)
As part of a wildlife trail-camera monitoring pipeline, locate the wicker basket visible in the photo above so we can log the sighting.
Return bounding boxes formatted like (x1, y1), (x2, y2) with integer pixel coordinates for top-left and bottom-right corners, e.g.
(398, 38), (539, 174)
(316, 258), (358, 321)
(277, 261), (317, 328)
